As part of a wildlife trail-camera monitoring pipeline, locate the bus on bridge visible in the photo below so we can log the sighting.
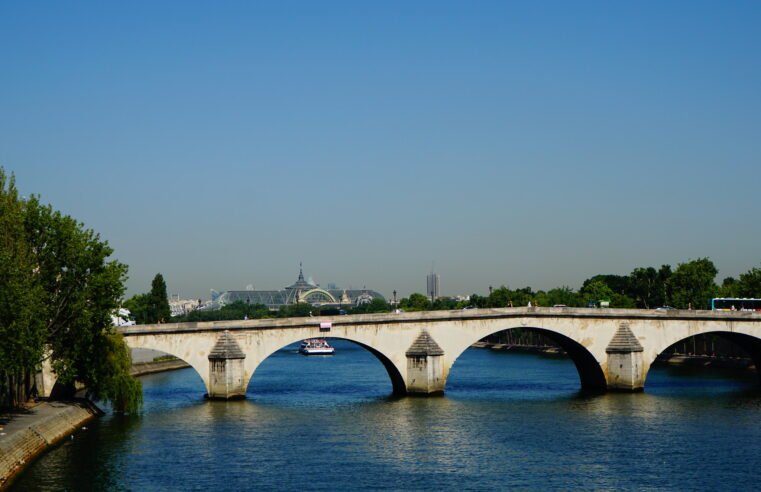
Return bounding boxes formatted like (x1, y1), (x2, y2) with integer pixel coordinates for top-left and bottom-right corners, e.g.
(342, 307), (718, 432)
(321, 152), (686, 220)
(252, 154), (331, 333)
(711, 298), (761, 311)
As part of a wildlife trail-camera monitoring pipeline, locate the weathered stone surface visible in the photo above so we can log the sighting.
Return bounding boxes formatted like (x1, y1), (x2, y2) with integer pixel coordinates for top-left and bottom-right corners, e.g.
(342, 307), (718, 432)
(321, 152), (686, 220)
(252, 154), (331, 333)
(606, 322), (643, 353)
(0, 401), (100, 488)
(405, 331), (445, 394)
(405, 330), (444, 357)
(208, 330), (245, 360)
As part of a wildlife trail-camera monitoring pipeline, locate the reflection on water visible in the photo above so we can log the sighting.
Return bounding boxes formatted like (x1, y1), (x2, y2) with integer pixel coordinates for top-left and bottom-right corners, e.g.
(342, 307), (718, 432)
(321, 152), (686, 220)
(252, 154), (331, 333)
(10, 341), (761, 491)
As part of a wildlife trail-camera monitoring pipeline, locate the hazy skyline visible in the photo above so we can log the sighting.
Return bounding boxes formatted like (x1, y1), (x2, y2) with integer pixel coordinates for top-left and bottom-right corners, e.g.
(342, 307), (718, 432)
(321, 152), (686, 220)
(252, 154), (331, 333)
(2, 2), (760, 300)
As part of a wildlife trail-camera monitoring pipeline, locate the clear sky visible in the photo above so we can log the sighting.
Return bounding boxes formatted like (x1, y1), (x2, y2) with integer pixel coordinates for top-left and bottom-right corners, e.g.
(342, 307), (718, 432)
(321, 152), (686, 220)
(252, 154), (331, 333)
(2, 1), (760, 300)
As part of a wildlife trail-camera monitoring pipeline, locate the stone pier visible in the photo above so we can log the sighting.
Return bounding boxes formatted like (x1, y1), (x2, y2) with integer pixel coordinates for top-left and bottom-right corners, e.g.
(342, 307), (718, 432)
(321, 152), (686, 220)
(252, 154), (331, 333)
(207, 331), (247, 400)
(405, 330), (445, 395)
(605, 322), (645, 391)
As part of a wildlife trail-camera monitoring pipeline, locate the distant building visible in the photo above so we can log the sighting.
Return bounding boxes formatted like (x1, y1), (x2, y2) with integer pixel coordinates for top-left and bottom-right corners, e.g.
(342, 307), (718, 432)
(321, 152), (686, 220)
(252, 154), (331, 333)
(168, 297), (205, 317)
(427, 272), (440, 299)
(216, 266), (385, 310)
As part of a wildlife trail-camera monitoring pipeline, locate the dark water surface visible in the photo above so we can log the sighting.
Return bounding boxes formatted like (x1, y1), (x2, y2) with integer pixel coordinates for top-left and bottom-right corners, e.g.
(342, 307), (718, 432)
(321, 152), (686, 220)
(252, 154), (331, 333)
(10, 341), (761, 491)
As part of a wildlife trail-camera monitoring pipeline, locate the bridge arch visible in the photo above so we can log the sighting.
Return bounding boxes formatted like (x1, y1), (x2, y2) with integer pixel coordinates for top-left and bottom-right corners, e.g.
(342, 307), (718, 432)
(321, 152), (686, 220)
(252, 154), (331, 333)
(644, 330), (761, 387)
(446, 325), (607, 392)
(244, 335), (406, 396)
(121, 335), (212, 395)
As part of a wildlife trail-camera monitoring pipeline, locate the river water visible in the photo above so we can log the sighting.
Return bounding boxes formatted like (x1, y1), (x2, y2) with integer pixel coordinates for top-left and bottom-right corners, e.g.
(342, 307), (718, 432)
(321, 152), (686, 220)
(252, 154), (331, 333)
(10, 341), (761, 491)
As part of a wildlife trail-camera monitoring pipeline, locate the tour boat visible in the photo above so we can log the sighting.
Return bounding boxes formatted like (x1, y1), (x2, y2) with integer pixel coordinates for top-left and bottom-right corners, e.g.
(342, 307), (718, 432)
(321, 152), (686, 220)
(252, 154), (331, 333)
(299, 338), (335, 355)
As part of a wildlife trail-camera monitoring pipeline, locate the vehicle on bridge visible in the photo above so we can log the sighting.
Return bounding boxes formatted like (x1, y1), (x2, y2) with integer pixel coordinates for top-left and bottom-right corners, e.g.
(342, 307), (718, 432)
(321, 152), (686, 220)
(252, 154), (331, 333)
(111, 308), (136, 327)
(711, 298), (761, 311)
(586, 299), (610, 308)
(299, 339), (335, 355)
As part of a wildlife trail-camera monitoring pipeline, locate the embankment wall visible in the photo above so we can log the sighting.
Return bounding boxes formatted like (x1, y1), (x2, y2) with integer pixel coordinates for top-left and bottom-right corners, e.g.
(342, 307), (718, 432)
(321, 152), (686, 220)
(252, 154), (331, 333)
(0, 401), (100, 490)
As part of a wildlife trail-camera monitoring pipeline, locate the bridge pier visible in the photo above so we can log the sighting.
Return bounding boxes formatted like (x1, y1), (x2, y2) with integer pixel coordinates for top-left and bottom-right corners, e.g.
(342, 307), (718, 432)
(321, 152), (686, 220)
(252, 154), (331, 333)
(207, 331), (247, 400)
(405, 331), (446, 395)
(605, 323), (645, 391)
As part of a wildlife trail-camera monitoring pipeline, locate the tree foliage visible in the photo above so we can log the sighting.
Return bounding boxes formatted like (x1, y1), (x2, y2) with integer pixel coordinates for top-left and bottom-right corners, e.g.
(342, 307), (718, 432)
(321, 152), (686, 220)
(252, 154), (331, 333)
(172, 300), (271, 322)
(735, 266), (761, 298)
(399, 293), (432, 311)
(149, 274), (171, 323)
(349, 298), (391, 314)
(0, 170), (46, 407)
(0, 168), (141, 412)
(667, 258), (718, 309)
(124, 273), (171, 324)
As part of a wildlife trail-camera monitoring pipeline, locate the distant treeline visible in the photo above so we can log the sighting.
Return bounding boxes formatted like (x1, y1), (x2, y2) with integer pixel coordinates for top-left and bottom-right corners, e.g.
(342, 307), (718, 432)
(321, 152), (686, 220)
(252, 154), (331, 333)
(153, 257), (761, 324)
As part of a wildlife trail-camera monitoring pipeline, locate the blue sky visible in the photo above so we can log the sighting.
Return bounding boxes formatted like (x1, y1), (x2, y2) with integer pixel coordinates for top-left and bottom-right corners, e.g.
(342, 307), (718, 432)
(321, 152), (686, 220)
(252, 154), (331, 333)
(2, 1), (760, 300)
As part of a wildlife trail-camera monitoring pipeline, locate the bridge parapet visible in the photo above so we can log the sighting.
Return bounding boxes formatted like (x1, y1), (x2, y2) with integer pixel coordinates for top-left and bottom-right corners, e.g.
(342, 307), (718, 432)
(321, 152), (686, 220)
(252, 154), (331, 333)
(119, 307), (761, 336)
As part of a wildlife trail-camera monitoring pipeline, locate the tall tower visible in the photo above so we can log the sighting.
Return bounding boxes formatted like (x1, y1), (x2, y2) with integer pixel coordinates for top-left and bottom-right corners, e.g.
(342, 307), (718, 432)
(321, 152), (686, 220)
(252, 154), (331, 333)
(426, 271), (440, 301)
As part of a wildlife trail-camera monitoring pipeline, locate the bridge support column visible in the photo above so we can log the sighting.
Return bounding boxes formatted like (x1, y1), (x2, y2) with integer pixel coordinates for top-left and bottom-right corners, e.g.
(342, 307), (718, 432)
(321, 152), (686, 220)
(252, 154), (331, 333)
(405, 331), (445, 395)
(207, 331), (247, 400)
(605, 323), (645, 391)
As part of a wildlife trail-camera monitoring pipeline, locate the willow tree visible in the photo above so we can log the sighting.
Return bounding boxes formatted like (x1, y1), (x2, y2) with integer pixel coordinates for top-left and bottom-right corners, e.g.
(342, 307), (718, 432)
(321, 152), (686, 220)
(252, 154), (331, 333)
(22, 194), (142, 412)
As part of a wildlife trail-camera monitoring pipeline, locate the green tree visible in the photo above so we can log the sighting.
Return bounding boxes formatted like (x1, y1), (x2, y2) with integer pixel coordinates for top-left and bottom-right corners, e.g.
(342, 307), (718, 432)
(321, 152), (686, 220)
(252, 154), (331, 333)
(172, 301), (271, 322)
(667, 258), (718, 309)
(22, 193), (141, 412)
(580, 280), (616, 305)
(277, 302), (315, 317)
(124, 273), (171, 324)
(123, 293), (151, 325)
(735, 266), (761, 298)
(468, 294), (488, 308)
(581, 274), (630, 296)
(510, 287), (535, 307)
(628, 266), (672, 308)
(545, 287), (581, 307)
(717, 277), (739, 298)
(399, 293), (431, 311)
(351, 298), (391, 314)
(488, 286), (513, 307)
(432, 297), (458, 310)
(148, 273), (171, 323)
(0, 170), (46, 408)
(579, 280), (635, 308)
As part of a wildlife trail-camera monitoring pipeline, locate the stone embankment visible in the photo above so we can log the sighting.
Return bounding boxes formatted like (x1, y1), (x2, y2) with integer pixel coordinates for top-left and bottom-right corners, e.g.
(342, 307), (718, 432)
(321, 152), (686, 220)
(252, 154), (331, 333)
(0, 400), (101, 490)
(130, 357), (189, 376)
(0, 356), (189, 490)
(471, 341), (565, 355)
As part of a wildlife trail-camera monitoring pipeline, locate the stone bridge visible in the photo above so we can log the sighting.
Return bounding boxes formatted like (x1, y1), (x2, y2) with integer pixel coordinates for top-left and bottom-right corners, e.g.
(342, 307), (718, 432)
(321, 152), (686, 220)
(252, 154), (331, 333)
(114, 307), (761, 399)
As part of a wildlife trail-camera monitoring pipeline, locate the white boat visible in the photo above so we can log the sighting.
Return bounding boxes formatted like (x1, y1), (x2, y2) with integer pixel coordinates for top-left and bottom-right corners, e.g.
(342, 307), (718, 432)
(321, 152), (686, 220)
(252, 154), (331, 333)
(299, 338), (335, 355)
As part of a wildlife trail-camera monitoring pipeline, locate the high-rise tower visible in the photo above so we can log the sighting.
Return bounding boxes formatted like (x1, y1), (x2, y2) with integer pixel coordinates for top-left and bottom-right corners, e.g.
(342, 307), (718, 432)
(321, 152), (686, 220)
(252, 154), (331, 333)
(426, 271), (440, 300)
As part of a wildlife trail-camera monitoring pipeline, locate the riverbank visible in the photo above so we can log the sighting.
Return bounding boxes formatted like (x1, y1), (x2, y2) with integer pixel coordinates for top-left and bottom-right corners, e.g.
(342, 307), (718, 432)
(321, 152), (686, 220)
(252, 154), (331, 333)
(131, 357), (190, 376)
(471, 341), (565, 355)
(0, 399), (101, 490)
(0, 356), (188, 490)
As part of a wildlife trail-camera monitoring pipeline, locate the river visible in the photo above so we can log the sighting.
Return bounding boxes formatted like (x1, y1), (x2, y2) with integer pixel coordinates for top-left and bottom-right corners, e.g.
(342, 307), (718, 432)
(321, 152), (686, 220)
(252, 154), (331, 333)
(9, 341), (761, 490)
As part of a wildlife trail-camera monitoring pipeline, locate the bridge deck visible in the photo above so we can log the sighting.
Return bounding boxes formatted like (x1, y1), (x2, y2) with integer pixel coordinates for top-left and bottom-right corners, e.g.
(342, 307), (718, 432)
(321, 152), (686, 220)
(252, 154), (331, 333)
(118, 306), (761, 335)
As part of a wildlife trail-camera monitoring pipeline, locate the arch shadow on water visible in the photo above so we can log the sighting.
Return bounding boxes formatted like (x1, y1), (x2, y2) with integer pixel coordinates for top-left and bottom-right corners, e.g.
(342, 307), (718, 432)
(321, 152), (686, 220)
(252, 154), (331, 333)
(448, 327), (607, 400)
(245, 338), (399, 408)
(447, 342), (583, 402)
(645, 331), (761, 397)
